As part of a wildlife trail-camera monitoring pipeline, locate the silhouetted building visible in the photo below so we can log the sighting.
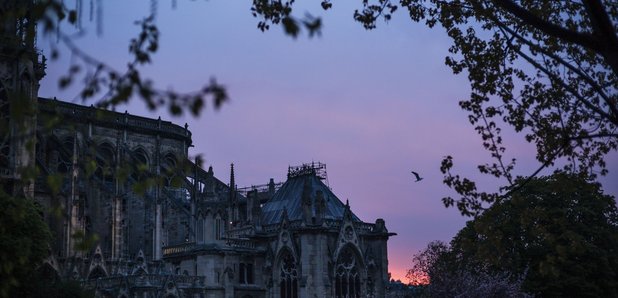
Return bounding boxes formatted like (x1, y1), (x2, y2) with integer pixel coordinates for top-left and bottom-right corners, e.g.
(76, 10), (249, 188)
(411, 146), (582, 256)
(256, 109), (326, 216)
(30, 100), (396, 297)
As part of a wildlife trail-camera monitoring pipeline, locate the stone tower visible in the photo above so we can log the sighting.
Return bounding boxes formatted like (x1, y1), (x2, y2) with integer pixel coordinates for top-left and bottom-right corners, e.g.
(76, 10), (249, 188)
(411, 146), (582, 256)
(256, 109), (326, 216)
(0, 0), (46, 196)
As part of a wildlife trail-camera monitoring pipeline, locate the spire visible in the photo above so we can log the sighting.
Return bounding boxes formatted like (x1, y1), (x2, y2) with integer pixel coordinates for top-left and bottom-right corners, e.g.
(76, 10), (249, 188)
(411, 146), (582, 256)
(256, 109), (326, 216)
(230, 163), (235, 188)
(343, 199), (353, 221)
(268, 178), (275, 197)
(229, 163), (236, 201)
(205, 165), (215, 197)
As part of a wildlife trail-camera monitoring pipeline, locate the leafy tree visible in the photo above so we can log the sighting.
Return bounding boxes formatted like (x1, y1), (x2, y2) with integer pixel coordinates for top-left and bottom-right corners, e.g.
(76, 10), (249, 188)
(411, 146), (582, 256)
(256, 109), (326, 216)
(406, 240), (448, 287)
(252, 0), (618, 216)
(407, 240), (529, 297)
(449, 172), (618, 297)
(0, 189), (52, 297)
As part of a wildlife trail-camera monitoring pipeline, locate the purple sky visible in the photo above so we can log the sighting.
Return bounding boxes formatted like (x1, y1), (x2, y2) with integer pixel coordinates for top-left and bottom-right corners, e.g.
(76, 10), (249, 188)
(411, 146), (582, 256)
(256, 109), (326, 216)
(39, 1), (618, 282)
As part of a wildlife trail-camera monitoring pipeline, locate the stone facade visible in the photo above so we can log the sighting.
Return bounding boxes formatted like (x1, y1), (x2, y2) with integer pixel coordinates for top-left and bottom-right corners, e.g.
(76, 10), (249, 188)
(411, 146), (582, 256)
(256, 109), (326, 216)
(25, 99), (395, 298)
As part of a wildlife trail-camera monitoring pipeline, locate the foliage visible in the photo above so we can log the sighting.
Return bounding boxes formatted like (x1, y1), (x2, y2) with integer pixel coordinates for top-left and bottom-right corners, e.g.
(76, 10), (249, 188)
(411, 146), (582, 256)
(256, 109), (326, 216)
(0, 189), (52, 298)
(450, 172), (618, 297)
(406, 240), (448, 286)
(407, 241), (529, 298)
(17, 271), (93, 298)
(251, 0), (330, 37)
(252, 0), (618, 216)
(408, 173), (618, 297)
(415, 0), (618, 216)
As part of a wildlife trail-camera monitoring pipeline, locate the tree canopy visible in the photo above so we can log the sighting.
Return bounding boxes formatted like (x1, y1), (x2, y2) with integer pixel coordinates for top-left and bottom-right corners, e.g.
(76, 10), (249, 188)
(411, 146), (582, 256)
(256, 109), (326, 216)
(406, 240), (529, 297)
(0, 190), (51, 297)
(412, 173), (618, 297)
(453, 173), (618, 297)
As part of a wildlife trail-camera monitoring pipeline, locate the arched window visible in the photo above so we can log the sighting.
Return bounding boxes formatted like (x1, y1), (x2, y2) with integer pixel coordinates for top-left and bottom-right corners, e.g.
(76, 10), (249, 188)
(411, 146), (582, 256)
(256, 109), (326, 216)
(197, 216), (204, 243)
(161, 153), (177, 186)
(214, 214), (223, 240)
(334, 246), (362, 298)
(95, 142), (115, 183)
(131, 148), (149, 181)
(57, 137), (75, 173)
(279, 250), (298, 298)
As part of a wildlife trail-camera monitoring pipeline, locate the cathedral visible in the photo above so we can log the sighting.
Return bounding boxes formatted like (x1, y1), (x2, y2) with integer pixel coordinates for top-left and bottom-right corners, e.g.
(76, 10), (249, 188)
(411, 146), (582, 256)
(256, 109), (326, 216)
(32, 98), (394, 298)
(0, 2), (395, 297)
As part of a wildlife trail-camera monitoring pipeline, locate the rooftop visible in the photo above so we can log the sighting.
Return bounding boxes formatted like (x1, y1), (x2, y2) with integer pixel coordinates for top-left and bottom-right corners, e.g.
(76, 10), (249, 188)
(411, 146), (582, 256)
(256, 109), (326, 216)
(261, 164), (360, 225)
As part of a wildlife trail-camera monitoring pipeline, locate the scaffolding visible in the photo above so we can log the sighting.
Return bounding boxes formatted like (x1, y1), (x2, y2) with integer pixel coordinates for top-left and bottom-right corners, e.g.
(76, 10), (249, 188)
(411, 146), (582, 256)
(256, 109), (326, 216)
(287, 162), (329, 186)
(237, 181), (283, 197)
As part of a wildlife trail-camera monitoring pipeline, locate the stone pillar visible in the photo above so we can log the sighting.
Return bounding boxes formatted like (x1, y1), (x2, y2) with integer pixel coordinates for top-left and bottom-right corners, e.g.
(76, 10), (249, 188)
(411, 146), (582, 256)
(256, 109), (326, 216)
(299, 233), (330, 297)
(0, 0), (45, 198)
(66, 135), (83, 257)
(153, 129), (162, 260)
(154, 203), (162, 260)
(111, 196), (123, 260)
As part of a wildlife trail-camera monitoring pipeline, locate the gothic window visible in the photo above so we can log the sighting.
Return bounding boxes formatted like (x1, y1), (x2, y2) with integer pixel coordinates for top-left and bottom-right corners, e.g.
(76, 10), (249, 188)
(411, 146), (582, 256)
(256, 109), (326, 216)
(279, 250), (298, 298)
(197, 216), (204, 243)
(161, 153), (177, 186)
(95, 142), (115, 183)
(57, 138), (75, 173)
(334, 246), (362, 298)
(131, 148), (149, 181)
(214, 215), (223, 240)
(239, 263), (254, 284)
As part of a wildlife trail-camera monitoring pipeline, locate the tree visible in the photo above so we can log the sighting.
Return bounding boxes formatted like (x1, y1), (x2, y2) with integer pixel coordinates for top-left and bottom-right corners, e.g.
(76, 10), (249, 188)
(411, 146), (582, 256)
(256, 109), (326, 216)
(406, 240), (448, 287)
(449, 172), (618, 297)
(0, 189), (52, 297)
(407, 240), (529, 297)
(252, 0), (618, 215)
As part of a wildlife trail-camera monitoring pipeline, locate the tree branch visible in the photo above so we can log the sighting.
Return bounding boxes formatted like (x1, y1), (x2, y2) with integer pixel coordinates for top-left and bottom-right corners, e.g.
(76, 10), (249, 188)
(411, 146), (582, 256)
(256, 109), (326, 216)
(499, 143), (566, 200)
(492, 0), (600, 51)
(495, 22), (617, 125)
(479, 109), (513, 185)
(569, 132), (618, 141)
(583, 0), (618, 49)
(485, 4), (618, 125)
(582, 0), (618, 75)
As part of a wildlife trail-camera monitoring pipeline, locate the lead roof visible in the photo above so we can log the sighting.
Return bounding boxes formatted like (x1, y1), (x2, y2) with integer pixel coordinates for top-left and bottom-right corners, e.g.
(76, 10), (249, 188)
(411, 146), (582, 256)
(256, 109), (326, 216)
(260, 173), (360, 225)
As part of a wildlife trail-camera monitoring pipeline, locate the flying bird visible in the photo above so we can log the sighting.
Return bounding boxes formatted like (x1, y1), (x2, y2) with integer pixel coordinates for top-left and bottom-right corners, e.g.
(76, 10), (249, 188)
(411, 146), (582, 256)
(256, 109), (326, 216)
(411, 171), (423, 182)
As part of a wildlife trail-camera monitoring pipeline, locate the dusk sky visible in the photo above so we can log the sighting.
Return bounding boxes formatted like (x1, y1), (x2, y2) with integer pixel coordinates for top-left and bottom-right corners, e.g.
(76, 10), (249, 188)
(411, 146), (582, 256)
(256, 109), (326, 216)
(39, 1), (618, 282)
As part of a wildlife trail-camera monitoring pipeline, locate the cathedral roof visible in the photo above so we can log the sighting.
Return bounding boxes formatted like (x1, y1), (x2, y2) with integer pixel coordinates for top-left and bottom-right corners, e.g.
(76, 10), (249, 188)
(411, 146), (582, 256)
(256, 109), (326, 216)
(260, 172), (360, 225)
